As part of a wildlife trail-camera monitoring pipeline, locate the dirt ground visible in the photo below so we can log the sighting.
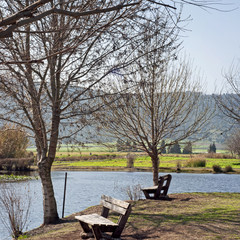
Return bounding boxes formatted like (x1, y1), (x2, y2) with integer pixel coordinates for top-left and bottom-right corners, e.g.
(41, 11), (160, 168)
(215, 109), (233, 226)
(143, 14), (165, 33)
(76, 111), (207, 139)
(25, 193), (240, 240)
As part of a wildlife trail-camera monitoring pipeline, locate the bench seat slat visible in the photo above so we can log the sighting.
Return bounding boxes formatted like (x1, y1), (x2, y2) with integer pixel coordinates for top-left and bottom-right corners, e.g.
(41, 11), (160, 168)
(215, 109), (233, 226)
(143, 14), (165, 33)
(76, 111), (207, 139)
(141, 186), (158, 191)
(75, 214), (118, 227)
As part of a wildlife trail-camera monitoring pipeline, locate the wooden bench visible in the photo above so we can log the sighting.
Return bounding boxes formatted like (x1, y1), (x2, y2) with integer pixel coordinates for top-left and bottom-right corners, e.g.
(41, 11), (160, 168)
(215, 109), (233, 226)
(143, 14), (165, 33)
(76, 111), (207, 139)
(75, 195), (131, 240)
(141, 174), (172, 200)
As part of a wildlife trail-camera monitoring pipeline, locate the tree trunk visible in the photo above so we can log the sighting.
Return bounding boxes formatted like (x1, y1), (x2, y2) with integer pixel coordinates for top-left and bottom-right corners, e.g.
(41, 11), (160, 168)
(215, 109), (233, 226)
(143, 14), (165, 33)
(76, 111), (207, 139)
(38, 159), (59, 224)
(151, 154), (159, 185)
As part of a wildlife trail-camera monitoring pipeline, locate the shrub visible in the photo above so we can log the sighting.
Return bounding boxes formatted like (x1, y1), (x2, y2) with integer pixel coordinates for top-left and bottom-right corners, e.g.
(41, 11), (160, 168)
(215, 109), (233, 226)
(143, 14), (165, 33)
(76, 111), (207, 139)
(185, 158), (206, 167)
(0, 158), (34, 171)
(0, 124), (29, 158)
(126, 153), (135, 168)
(0, 183), (31, 239)
(176, 161), (181, 172)
(212, 164), (222, 173)
(125, 184), (142, 200)
(224, 165), (234, 173)
(205, 153), (234, 159)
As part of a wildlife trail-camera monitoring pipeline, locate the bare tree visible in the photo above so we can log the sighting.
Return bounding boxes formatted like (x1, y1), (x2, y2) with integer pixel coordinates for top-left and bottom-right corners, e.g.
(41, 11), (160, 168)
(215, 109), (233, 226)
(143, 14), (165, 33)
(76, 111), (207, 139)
(225, 129), (240, 157)
(0, 1), (227, 40)
(215, 63), (240, 156)
(0, 0), (188, 225)
(97, 20), (211, 185)
(215, 63), (240, 124)
(0, 0), (225, 226)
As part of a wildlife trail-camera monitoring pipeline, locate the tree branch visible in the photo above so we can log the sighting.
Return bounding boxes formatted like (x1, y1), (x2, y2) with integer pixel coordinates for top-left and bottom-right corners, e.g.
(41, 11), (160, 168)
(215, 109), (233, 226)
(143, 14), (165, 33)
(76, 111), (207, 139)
(0, 2), (140, 38)
(0, 0), (52, 27)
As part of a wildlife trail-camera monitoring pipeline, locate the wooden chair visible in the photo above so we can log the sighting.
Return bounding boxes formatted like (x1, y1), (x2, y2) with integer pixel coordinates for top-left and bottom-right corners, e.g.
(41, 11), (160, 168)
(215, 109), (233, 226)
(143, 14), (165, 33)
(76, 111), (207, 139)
(75, 195), (131, 240)
(141, 174), (172, 200)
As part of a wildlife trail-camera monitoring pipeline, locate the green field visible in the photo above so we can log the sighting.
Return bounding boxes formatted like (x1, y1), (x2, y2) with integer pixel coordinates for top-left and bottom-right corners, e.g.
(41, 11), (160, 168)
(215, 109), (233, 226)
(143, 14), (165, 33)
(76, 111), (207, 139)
(27, 142), (240, 172)
(53, 153), (240, 171)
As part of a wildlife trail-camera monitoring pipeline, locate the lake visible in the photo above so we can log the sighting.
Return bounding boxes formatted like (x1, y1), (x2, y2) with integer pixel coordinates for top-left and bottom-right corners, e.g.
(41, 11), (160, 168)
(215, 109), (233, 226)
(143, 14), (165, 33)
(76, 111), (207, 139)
(0, 171), (240, 240)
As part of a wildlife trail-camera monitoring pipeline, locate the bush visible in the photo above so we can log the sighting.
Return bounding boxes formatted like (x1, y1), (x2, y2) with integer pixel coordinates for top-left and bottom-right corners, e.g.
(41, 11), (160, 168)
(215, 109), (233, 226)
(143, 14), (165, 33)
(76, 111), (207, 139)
(176, 161), (181, 172)
(0, 124), (29, 158)
(0, 183), (31, 239)
(212, 164), (222, 173)
(125, 184), (142, 200)
(224, 165), (234, 173)
(185, 158), (206, 167)
(205, 153), (234, 159)
(0, 158), (34, 171)
(126, 154), (135, 168)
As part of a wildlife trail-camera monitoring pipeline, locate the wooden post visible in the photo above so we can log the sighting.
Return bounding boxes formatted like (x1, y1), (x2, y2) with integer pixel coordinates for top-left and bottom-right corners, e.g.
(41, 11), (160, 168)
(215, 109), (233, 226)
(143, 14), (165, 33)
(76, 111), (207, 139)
(62, 172), (67, 218)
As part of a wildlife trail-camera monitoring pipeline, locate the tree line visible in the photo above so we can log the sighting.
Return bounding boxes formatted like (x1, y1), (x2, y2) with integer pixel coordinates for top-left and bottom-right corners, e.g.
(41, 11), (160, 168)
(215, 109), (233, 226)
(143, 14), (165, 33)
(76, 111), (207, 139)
(117, 140), (218, 154)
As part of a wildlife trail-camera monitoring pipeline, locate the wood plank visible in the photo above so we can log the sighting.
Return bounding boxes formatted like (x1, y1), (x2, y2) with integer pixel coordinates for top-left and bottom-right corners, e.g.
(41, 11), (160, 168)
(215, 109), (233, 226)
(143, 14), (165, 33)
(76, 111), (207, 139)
(91, 225), (102, 240)
(75, 214), (118, 227)
(101, 195), (130, 208)
(141, 186), (158, 191)
(101, 201), (127, 215)
(100, 195), (130, 215)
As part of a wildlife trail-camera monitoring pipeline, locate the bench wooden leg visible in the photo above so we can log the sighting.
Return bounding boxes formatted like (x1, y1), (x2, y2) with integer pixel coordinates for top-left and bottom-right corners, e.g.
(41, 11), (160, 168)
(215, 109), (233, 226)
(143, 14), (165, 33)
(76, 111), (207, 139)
(79, 221), (92, 233)
(142, 190), (150, 199)
(91, 225), (102, 240)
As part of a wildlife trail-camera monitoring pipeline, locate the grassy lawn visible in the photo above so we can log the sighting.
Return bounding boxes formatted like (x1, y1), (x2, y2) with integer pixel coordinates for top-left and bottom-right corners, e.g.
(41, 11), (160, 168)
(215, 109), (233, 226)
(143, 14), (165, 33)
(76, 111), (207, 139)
(25, 192), (240, 240)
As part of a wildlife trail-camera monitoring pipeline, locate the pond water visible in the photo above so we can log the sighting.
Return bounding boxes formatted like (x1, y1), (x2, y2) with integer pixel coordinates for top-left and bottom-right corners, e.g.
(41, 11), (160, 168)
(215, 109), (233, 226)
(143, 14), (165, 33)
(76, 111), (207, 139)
(0, 171), (240, 240)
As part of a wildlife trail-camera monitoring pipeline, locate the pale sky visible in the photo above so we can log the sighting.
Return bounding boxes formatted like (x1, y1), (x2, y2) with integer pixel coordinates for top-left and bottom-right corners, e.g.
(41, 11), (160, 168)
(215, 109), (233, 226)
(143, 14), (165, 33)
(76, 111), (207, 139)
(181, 1), (240, 93)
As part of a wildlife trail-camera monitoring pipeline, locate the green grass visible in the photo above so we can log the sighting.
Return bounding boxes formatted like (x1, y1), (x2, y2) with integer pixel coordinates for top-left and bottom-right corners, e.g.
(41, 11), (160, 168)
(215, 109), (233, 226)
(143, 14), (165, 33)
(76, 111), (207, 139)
(0, 174), (37, 181)
(25, 192), (240, 240)
(130, 192), (240, 226)
(53, 154), (240, 170)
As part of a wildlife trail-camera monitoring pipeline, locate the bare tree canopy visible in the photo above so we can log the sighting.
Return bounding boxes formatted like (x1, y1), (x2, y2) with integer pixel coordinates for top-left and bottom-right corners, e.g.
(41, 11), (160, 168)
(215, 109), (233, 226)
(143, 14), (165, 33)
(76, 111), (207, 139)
(215, 63), (240, 124)
(0, 0), (222, 226)
(225, 129), (240, 156)
(0, 0), (190, 225)
(0, 1), (226, 39)
(96, 18), (211, 184)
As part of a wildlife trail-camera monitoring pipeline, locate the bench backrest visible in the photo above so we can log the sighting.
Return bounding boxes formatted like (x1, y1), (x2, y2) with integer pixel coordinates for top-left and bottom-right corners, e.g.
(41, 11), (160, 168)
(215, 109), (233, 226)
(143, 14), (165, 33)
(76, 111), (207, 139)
(157, 174), (172, 196)
(100, 195), (131, 237)
(100, 195), (130, 216)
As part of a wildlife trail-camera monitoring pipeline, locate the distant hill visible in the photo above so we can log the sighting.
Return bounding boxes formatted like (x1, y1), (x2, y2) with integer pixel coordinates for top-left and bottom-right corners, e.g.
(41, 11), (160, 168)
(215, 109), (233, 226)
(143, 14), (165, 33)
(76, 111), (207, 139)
(9, 92), (238, 151)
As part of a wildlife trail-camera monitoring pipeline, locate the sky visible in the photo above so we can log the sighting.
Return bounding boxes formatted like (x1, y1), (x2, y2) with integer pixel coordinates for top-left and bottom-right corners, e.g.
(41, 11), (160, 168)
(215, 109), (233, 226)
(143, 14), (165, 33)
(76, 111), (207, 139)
(180, 0), (240, 94)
